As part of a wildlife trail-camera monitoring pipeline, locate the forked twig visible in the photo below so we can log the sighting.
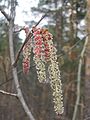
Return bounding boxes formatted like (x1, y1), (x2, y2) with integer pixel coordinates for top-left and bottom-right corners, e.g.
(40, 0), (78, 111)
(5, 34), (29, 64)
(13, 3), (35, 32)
(13, 14), (47, 67)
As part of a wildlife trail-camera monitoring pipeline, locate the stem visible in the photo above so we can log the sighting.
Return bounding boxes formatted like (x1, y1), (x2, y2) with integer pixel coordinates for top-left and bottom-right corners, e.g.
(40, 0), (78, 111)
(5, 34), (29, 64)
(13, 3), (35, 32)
(9, 19), (35, 120)
(0, 6), (11, 21)
(8, 0), (35, 119)
(13, 14), (47, 67)
(72, 37), (88, 120)
(0, 90), (17, 97)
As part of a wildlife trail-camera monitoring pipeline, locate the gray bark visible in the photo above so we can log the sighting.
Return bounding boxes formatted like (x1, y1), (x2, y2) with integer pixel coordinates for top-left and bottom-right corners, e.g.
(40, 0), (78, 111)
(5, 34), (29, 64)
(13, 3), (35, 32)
(8, 0), (35, 120)
(84, 0), (90, 119)
(9, 20), (35, 120)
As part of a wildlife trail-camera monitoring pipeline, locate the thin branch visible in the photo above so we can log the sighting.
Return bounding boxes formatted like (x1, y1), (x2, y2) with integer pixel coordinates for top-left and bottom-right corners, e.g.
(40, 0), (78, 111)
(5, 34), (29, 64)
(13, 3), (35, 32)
(0, 90), (17, 97)
(13, 33), (33, 67)
(14, 27), (25, 33)
(0, 6), (11, 21)
(34, 14), (47, 27)
(59, 34), (90, 58)
(72, 36), (88, 120)
(84, 117), (90, 120)
(0, 78), (12, 87)
(0, 70), (22, 87)
(32, 7), (57, 14)
(13, 14), (47, 67)
(68, 34), (90, 52)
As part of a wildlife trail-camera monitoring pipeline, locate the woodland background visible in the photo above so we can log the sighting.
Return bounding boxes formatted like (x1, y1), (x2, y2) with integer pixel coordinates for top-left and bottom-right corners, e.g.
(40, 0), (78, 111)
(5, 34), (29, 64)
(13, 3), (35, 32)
(0, 0), (89, 120)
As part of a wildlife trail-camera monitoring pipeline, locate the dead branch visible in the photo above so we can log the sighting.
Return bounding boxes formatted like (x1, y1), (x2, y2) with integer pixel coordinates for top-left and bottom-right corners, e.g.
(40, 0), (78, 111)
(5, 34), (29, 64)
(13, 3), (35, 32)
(0, 6), (11, 21)
(13, 14), (47, 67)
(0, 90), (17, 97)
(72, 36), (88, 120)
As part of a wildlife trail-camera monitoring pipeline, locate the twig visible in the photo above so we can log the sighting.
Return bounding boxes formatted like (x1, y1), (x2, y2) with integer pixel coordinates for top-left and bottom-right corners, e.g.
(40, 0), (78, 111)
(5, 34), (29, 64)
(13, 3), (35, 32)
(14, 27), (25, 33)
(34, 14), (47, 27)
(84, 116), (90, 120)
(0, 6), (11, 21)
(0, 70), (22, 87)
(59, 34), (90, 58)
(13, 14), (47, 67)
(13, 32), (33, 67)
(0, 90), (17, 97)
(72, 36), (88, 120)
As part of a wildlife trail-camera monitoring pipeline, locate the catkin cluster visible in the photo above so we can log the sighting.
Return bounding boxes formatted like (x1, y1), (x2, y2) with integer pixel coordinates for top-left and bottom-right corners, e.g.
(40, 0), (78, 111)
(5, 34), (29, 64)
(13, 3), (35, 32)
(22, 27), (64, 114)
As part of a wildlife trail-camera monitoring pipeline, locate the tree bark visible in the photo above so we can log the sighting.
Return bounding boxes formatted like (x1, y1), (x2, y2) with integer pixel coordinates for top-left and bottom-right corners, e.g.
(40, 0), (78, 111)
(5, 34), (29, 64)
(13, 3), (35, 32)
(8, 0), (35, 120)
(84, 0), (90, 119)
(9, 19), (35, 120)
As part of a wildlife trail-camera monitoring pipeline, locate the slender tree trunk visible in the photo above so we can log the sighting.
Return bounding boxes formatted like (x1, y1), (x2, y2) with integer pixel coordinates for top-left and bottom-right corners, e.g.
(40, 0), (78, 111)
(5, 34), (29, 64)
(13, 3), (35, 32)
(84, 0), (90, 119)
(8, 0), (35, 120)
(54, 0), (63, 51)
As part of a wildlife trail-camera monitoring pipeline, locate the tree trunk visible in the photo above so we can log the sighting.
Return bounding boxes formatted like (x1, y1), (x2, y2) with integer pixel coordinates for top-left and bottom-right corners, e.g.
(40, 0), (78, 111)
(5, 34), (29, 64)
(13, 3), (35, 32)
(84, 0), (90, 119)
(8, 0), (35, 120)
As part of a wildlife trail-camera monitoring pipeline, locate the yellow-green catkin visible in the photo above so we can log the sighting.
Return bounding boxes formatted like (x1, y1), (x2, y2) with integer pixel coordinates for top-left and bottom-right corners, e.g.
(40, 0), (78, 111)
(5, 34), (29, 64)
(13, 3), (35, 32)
(48, 39), (64, 114)
(34, 57), (47, 83)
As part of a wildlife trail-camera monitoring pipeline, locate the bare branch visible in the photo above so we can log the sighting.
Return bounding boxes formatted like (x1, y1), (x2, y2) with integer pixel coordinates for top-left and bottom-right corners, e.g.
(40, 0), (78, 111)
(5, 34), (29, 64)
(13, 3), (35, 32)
(32, 7), (57, 14)
(13, 14), (47, 67)
(0, 6), (11, 21)
(84, 117), (90, 120)
(0, 90), (17, 97)
(14, 27), (25, 33)
(34, 13), (47, 27)
(59, 34), (90, 58)
(72, 36), (88, 120)
(0, 70), (22, 87)
(13, 32), (33, 67)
